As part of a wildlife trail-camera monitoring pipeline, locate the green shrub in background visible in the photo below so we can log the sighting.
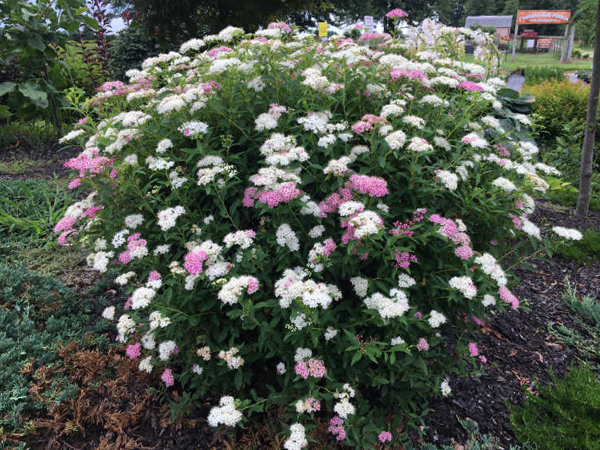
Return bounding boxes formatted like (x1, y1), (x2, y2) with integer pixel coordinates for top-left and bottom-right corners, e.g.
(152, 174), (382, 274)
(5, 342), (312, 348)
(522, 67), (564, 87)
(0, 119), (57, 150)
(509, 364), (600, 450)
(548, 228), (600, 265)
(110, 26), (160, 81)
(524, 80), (589, 145)
(59, 41), (111, 97)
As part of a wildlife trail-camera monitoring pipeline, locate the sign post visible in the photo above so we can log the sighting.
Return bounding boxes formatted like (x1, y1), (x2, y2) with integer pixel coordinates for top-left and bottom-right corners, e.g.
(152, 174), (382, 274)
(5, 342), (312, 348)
(318, 22), (328, 40)
(511, 24), (519, 61)
(512, 10), (571, 61)
(364, 16), (374, 32)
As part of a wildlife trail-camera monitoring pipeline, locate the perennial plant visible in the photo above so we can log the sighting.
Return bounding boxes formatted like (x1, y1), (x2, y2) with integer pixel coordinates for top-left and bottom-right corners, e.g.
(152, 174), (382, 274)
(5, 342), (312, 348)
(55, 15), (577, 447)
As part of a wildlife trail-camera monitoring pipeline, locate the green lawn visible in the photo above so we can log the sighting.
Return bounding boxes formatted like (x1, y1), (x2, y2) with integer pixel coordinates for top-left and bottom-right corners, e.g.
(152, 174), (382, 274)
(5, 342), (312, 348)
(464, 52), (593, 72)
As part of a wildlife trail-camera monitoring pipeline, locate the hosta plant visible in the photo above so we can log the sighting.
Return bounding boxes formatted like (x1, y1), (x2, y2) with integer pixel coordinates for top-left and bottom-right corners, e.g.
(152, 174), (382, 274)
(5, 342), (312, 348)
(55, 13), (580, 448)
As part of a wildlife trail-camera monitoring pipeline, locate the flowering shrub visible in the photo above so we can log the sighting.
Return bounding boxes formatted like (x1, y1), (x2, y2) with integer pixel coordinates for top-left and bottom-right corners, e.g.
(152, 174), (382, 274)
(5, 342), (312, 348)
(55, 15), (580, 448)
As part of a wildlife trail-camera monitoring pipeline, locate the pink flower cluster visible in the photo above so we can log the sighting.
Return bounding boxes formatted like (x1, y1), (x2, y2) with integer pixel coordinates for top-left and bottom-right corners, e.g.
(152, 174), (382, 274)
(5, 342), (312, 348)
(64, 152), (111, 178)
(349, 174), (389, 197)
(322, 239), (337, 258)
(206, 46), (232, 57)
(126, 342), (141, 359)
(83, 206), (103, 218)
(294, 358), (327, 379)
(386, 8), (408, 19)
(429, 214), (471, 246)
(494, 144), (511, 158)
(390, 208), (427, 237)
(457, 81), (484, 92)
(394, 251), (418, 269)
(390, 68), (427, 83)
(378, 431), (393, 443)
(454, 245), (473, 260)
(268, 21), (292, 33)
(268, 103), (287, 119)
(118, 233), (147, 264)
(358, 32), (392, 44)
(319, 185), (353, 217)
(468, 342), (479, 356)
(148, 270), (161, 282)
(199, 80), (222, 95)
(161, 368), (175, 387)
(417, 338), (429, 351)
(351, 114), (387, 133)
(329, 416), (346, 441)
(499, 286), (519, 309)
(247, 277), (259, 294)
(511, 215), (523, 229)
(184, 250), (208, 275)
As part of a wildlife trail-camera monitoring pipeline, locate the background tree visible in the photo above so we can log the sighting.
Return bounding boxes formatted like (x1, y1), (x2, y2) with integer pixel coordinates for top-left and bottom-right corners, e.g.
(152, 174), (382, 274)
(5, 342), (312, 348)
(576, 0), (600, 217)
(0, 0), (97, 134)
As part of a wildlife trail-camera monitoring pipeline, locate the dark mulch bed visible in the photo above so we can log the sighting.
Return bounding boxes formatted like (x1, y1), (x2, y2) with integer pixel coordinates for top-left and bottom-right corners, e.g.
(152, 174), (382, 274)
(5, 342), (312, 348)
(0, 143), (80, 180)
(424, 200), (600, 447)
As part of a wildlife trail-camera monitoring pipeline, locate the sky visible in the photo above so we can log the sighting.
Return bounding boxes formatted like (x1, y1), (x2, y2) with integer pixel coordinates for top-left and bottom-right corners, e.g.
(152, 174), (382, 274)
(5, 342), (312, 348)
(109, 15), (126, 34)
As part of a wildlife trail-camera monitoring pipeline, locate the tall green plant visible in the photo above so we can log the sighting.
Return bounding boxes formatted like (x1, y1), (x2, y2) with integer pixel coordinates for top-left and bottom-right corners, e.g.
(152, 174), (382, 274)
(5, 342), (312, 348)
(0, 0), (98, 133)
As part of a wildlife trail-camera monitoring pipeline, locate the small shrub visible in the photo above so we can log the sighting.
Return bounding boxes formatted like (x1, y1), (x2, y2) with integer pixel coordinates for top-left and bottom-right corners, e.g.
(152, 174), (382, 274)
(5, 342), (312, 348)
(548, 228), (600, 265)
(55, 18), (561, 448)
(509, 364), (600, 450)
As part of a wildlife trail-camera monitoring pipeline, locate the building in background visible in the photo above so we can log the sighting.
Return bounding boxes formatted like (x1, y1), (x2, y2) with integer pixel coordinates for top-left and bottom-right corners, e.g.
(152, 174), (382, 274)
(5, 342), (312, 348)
(465, 15), (513, 39)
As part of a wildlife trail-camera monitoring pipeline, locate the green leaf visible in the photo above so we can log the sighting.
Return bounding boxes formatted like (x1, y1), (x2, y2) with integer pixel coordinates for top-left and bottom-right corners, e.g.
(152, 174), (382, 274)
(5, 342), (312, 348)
(0, 105), (12, 119)
(82, 15), (99, 30)
(0, 82), (17, 96)
(350, 352), (362, 366)
(234, 370), (243, 390)
(28, 35), (45, 51)
(18, 82), (47, 101)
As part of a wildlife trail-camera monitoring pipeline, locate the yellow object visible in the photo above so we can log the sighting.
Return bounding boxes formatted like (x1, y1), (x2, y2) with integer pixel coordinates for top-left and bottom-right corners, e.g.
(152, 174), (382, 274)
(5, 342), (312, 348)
(318, 22), (328, 37)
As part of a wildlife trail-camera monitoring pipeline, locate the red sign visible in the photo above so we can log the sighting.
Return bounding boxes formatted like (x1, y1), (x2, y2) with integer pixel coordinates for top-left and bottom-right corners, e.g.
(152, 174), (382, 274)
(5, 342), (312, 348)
(517, 10), (571, 25)
(538, 38), (553, 49)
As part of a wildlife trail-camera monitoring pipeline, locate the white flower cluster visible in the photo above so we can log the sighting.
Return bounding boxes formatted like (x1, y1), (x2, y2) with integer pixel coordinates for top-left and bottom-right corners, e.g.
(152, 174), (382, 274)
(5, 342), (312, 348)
(333, 384), (356, 419)
(449, 276), (477, 299)
(131, 287), (156, 309)
(407, 137), (433, 152)
(217, 276), (259, 305)
(157, 205), (185, 231)
(218, 347), (245, 369)
(552, 226), (583, 241)
(196, 156), (237, 186)
(275, 268), (341, 309)
(284, 424), (308, 450)
(428, 310), (447, 328)
(276, 224), (300, 251)
(475, 253), (507, 286)
(385, 130), (407, 150)
(364, 289), (410, 319)
(436, 170), (458, 191)
(86, 251), (114, 273)
(350, 276), (369, 298)
(349, 211), (384, 238)
(207, 396), (243, 427)
(398, 274), (416, 288)
(223, 229), (256, 249)
(492, 177), (517, 193)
